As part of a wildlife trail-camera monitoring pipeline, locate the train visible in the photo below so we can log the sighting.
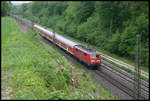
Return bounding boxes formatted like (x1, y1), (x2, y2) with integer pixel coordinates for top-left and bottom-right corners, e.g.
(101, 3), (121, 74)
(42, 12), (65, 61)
(10, 14), (101, 68)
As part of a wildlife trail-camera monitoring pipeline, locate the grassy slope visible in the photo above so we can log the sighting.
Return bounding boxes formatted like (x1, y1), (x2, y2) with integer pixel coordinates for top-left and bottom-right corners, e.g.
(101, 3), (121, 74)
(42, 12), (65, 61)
(2, 17), (118, 100)
(2, 17), (12, 44)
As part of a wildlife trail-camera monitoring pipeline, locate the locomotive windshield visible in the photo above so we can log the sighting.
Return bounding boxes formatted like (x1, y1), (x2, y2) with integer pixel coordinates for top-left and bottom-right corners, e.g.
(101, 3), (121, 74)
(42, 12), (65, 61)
(96, 54), (99, 58)
(91, 54), (99, 58)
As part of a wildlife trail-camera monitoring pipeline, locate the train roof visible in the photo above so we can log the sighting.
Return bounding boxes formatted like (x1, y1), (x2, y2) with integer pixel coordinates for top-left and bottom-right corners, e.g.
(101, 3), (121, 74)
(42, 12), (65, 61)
(55, 34), (79, 47)
(75, 45), (98, 53)
(34, 24), (79, 47)
(34, 24), (54, 36)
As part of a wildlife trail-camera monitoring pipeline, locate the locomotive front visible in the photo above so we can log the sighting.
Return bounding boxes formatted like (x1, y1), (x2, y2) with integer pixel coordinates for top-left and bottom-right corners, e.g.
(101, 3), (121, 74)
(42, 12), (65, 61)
(74, 45), (101, 67)
(89, 52), (101, 66)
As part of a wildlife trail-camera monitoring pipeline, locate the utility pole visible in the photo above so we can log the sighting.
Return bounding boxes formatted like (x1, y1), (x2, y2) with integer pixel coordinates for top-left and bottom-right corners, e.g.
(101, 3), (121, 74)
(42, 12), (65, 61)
(134, 34), (141, 100)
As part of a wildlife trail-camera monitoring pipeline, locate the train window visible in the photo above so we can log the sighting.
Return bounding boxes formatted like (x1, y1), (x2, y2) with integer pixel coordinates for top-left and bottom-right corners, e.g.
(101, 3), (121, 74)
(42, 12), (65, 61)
(68, 46), (72, 50)
(91, 54), (96, 58)
(80, 51), (83, 54)
(96, 54), (99, 58)
(78, 50), (85, 55)
(84, 53), (87, 56)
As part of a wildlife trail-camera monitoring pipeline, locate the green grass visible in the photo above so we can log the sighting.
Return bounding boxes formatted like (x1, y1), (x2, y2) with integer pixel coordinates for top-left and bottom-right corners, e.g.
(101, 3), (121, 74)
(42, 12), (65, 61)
(1, 17), (14, 44)
(56, 32), (149, 73)
(2, 17), (118, 100)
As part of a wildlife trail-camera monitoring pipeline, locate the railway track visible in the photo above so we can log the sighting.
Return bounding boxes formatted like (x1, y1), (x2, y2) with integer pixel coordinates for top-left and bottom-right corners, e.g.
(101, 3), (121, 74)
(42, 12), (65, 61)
(101, 54), (149, 78)
(102, 61), (149, 89)
(96, 63), (149, 99)
(12, 16), (149, 100)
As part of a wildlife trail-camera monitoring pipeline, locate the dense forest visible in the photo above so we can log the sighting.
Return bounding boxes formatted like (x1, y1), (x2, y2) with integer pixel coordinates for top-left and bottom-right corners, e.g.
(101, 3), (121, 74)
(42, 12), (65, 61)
(10, 1), (149, 67)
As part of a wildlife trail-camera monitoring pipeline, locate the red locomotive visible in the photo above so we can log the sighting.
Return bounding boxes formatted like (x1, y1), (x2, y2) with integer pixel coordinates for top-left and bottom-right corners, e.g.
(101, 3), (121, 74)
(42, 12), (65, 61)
(34, 24), (101, 67)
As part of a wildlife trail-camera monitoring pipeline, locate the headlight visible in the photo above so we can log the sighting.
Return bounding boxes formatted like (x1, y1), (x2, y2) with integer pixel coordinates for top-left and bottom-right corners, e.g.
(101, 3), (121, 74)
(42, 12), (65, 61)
(91, 60), (95, 62)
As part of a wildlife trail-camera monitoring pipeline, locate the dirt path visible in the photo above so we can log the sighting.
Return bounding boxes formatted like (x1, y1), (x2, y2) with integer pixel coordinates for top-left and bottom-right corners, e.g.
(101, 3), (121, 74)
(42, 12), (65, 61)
(17, 21), (29, 33)
(1, 69), (13, 99)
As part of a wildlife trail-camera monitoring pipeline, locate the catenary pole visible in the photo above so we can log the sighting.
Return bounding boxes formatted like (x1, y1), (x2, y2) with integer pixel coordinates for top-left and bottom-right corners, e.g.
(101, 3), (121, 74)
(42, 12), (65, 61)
(134, 34), (141, 100)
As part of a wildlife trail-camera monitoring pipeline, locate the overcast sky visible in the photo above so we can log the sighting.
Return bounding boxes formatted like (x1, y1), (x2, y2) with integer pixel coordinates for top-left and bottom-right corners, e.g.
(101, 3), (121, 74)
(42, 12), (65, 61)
(11, 1), (32, 5)
(11, 1), (32, 3)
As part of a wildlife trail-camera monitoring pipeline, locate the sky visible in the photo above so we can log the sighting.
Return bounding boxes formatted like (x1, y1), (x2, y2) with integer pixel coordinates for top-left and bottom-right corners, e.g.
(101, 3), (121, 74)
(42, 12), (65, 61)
(11, 1), (32, 5)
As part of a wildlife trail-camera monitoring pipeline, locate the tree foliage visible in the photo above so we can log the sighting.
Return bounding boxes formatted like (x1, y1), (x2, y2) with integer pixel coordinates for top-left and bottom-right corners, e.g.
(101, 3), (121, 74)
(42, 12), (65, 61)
(11, 1), (149, 67)
(2, 1), (11, 16)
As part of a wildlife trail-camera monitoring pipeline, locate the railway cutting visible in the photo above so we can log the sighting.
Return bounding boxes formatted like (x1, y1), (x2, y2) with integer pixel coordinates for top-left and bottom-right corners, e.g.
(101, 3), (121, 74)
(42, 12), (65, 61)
(11, 15), (149, 100)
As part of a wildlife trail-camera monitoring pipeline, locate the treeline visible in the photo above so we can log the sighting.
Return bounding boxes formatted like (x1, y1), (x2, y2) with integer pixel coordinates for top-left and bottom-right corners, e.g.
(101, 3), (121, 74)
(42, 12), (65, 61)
(11, 1), (149, 67)
(1, 1), (12, 16)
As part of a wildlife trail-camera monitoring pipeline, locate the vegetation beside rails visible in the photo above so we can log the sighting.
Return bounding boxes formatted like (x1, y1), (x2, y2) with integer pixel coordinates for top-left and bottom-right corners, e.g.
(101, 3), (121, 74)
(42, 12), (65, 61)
(2, 17), (118, 100)
(101, 57), (149, 83)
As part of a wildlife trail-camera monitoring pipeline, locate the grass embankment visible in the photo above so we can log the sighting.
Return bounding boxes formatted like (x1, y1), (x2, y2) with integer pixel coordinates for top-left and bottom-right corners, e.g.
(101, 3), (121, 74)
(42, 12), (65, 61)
(2, 17), (118, 100)
(2, 17), (12, 44)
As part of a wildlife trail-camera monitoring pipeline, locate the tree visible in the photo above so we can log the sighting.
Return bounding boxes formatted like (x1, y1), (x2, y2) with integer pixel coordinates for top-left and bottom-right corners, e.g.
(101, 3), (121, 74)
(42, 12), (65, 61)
(76, 2), (95, 24)
(2, 1), (10, 16)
